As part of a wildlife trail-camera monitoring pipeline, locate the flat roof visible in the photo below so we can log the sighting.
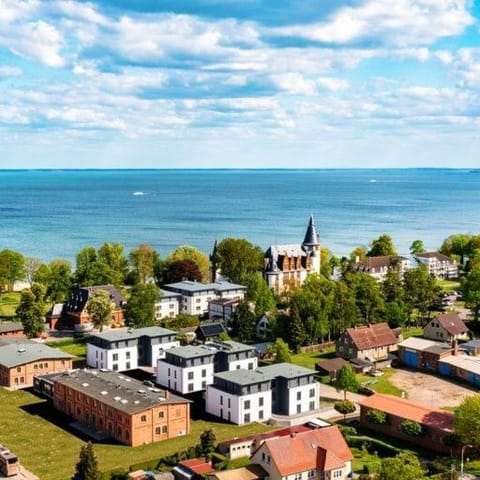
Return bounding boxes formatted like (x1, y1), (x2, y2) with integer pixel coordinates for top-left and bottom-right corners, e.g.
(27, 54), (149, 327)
(359, 393), (453, 431)
(440, 355), (480, 376)
(213, 369), (269, 387)
(54, 369), (190, 415)
(256, 362), (317, 380)
(0, 339), (73, 368)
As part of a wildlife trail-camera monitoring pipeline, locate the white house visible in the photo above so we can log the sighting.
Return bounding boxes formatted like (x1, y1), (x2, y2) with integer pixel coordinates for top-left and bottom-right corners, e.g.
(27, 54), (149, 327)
(156, 345), (215, 394)
(86, 326), (179, 371)
(250, 426), (353, 480)
(154, 290), (181, 320)
(415, 252), (458, 279)
(162, 280), (246, 316)
(206, 369), (272, 424)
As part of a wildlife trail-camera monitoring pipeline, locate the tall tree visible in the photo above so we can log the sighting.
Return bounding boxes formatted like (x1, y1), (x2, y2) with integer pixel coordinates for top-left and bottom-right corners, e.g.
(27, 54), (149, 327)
(216, 238), (264, 285)
(367, 234), (397, 257)
(409, 239), (426, 255)
(123, 283), (160, 328)
(230, 300), (256, 343)
(454, 394), (480, 448)
(246, 272), (276, 316)
(162, 260), (203, 284)
(16, 284), (47, 338)
(0, 249), (25, 291)
(380, 452), (425, 480)
(462, 263), (480, 322)
(129, 244), (159, 283)
(86, 290), (113, 332)
(334, 364), (359, 401)
(72, 442), (101, 480)
(167, 245), (210, 282)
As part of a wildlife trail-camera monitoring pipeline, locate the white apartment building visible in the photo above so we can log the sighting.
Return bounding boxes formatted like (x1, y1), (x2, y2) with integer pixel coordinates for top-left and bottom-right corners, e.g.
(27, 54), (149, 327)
(206, 369), (272, 424)
(86, 326), (179, 371)
(162, 280), (246, 316)
(156, 346), (215, 394)
(154, 290), (182, 320)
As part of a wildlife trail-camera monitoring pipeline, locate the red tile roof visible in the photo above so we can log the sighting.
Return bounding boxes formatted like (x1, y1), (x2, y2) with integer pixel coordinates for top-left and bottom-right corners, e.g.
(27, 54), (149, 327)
(263, 426), (353, 476)
(359, 394), (454, 431)
(346, 323), (397, 350)
(436, 313), (468, 336)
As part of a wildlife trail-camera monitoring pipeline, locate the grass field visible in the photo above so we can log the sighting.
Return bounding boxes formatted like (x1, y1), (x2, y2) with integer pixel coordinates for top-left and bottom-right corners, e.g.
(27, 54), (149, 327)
(0, 388), (273, 480)
(0, 291), (20, 318)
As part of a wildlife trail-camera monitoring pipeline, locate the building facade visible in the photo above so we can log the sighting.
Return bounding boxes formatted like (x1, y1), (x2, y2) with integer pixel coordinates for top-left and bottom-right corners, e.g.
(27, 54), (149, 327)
(52, 370), (190, 447)
(264, 215), (321, 294)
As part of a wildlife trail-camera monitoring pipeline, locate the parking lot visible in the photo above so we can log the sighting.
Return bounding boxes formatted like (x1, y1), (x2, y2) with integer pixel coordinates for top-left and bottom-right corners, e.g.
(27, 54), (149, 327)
(389, 368), (477, 409)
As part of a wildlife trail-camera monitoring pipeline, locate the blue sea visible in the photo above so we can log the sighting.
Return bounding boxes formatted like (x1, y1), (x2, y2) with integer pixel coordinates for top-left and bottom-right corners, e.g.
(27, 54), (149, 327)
(0, 169), (478, 263)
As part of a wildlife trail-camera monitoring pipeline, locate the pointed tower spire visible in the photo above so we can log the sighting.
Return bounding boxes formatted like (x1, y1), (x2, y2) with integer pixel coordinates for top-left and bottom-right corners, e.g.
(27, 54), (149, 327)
(302, 214), (320, 247)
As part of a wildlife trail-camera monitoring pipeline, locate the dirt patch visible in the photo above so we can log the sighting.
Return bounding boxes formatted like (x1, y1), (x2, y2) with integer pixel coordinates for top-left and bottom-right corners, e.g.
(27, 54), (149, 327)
(389, 368), (476, 408)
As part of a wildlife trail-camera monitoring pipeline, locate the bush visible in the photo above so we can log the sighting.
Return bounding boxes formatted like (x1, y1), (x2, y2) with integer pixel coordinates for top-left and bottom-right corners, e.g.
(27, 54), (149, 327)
(400, 419), (423, 437)
(334, 400), (356, 415)
(366, 408), (388, 425)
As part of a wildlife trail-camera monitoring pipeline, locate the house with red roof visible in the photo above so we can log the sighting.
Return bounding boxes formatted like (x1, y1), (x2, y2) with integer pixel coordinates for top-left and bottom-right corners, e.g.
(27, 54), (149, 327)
(424, 313), (469, 343)
(250, 426), (353, 480)
(335, 323), (398, 363)
(359, 393), (455, 454)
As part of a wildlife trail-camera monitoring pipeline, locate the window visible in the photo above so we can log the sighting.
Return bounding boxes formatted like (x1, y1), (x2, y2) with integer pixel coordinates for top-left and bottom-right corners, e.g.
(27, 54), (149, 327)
(113, 353), (118, 361)
(188, 371), (194, 380)
(140, 415), (147, 423)
(309, 388), (315, 398)
(244, 400), (250, 410)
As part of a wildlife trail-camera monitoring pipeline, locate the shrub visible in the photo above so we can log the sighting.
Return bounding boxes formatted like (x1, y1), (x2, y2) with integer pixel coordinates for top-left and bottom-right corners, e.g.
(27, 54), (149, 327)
(400, 419), (423, 437)
(366, 408), (387, 425)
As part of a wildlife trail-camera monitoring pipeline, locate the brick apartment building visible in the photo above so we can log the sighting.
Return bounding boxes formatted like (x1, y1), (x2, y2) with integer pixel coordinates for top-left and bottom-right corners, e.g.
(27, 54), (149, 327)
(0, 339), (73, 388)
(52, 370), (191, 446)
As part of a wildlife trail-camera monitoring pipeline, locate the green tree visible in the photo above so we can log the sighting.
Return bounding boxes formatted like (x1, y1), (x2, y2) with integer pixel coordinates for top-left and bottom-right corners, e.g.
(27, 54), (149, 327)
(410, 239), (426, 255)
(123, 283), (160, 328)
(72, 442), (101, 480)
(246, 272), (276, 316)
(462, 263), (480, 322)
(163, 260), (203, 284)
(367, 234), (397, 257)
(167, 245), (210, 282)
(230, 300), (256, 343)
(16, 284), (47, 338)
(216, 238), (264, 285)
(86, 290), (113, 332)
(200, 429), (217, 456)
(334, 364), (359, 401)
(0, 249), (26, 291)
(454, 394), (480, 447)
(380, 452), (425, 480)
(268, 338), (291, 363)
(129, 244), (159, 284)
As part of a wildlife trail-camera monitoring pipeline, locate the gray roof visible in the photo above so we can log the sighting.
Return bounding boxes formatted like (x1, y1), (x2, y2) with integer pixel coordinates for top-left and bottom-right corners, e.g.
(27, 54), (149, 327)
(53, 369), (190, 415)
(256, 362), (317, 380)
(0, 339), (73, 368)
(213, 368), (269, 386)
(163, 280), (245, 294)
(166, 345), (216, 359)
(302, 214), (320, 246)
(88, 326), (177, 343)
(0, 322), (23, 334)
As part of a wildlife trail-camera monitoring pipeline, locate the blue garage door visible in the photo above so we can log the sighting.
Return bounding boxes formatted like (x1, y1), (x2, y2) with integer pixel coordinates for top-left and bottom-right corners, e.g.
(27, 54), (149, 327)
(403, 350), (417, 368)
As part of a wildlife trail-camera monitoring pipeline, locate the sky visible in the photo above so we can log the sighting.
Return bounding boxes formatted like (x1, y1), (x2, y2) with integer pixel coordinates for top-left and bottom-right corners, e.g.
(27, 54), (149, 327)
(1, 0), (480, 168)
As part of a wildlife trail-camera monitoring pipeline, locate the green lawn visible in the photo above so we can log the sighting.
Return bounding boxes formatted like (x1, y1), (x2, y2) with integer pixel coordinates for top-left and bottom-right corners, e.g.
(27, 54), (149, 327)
(0, 388), (273, 480)
(289, 346), (336, 370)
(0, 291), (20, 318)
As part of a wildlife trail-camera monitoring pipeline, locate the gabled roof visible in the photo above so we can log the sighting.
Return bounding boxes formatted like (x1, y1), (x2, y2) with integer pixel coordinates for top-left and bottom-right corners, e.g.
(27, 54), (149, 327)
(302, 214), (320, 247)
(359, 394), (454, 431)
(416, 252), (456, 262)
(436, 313), (468, 336)
(262, 426), (353, 476)
(344, 323), (397, 350)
